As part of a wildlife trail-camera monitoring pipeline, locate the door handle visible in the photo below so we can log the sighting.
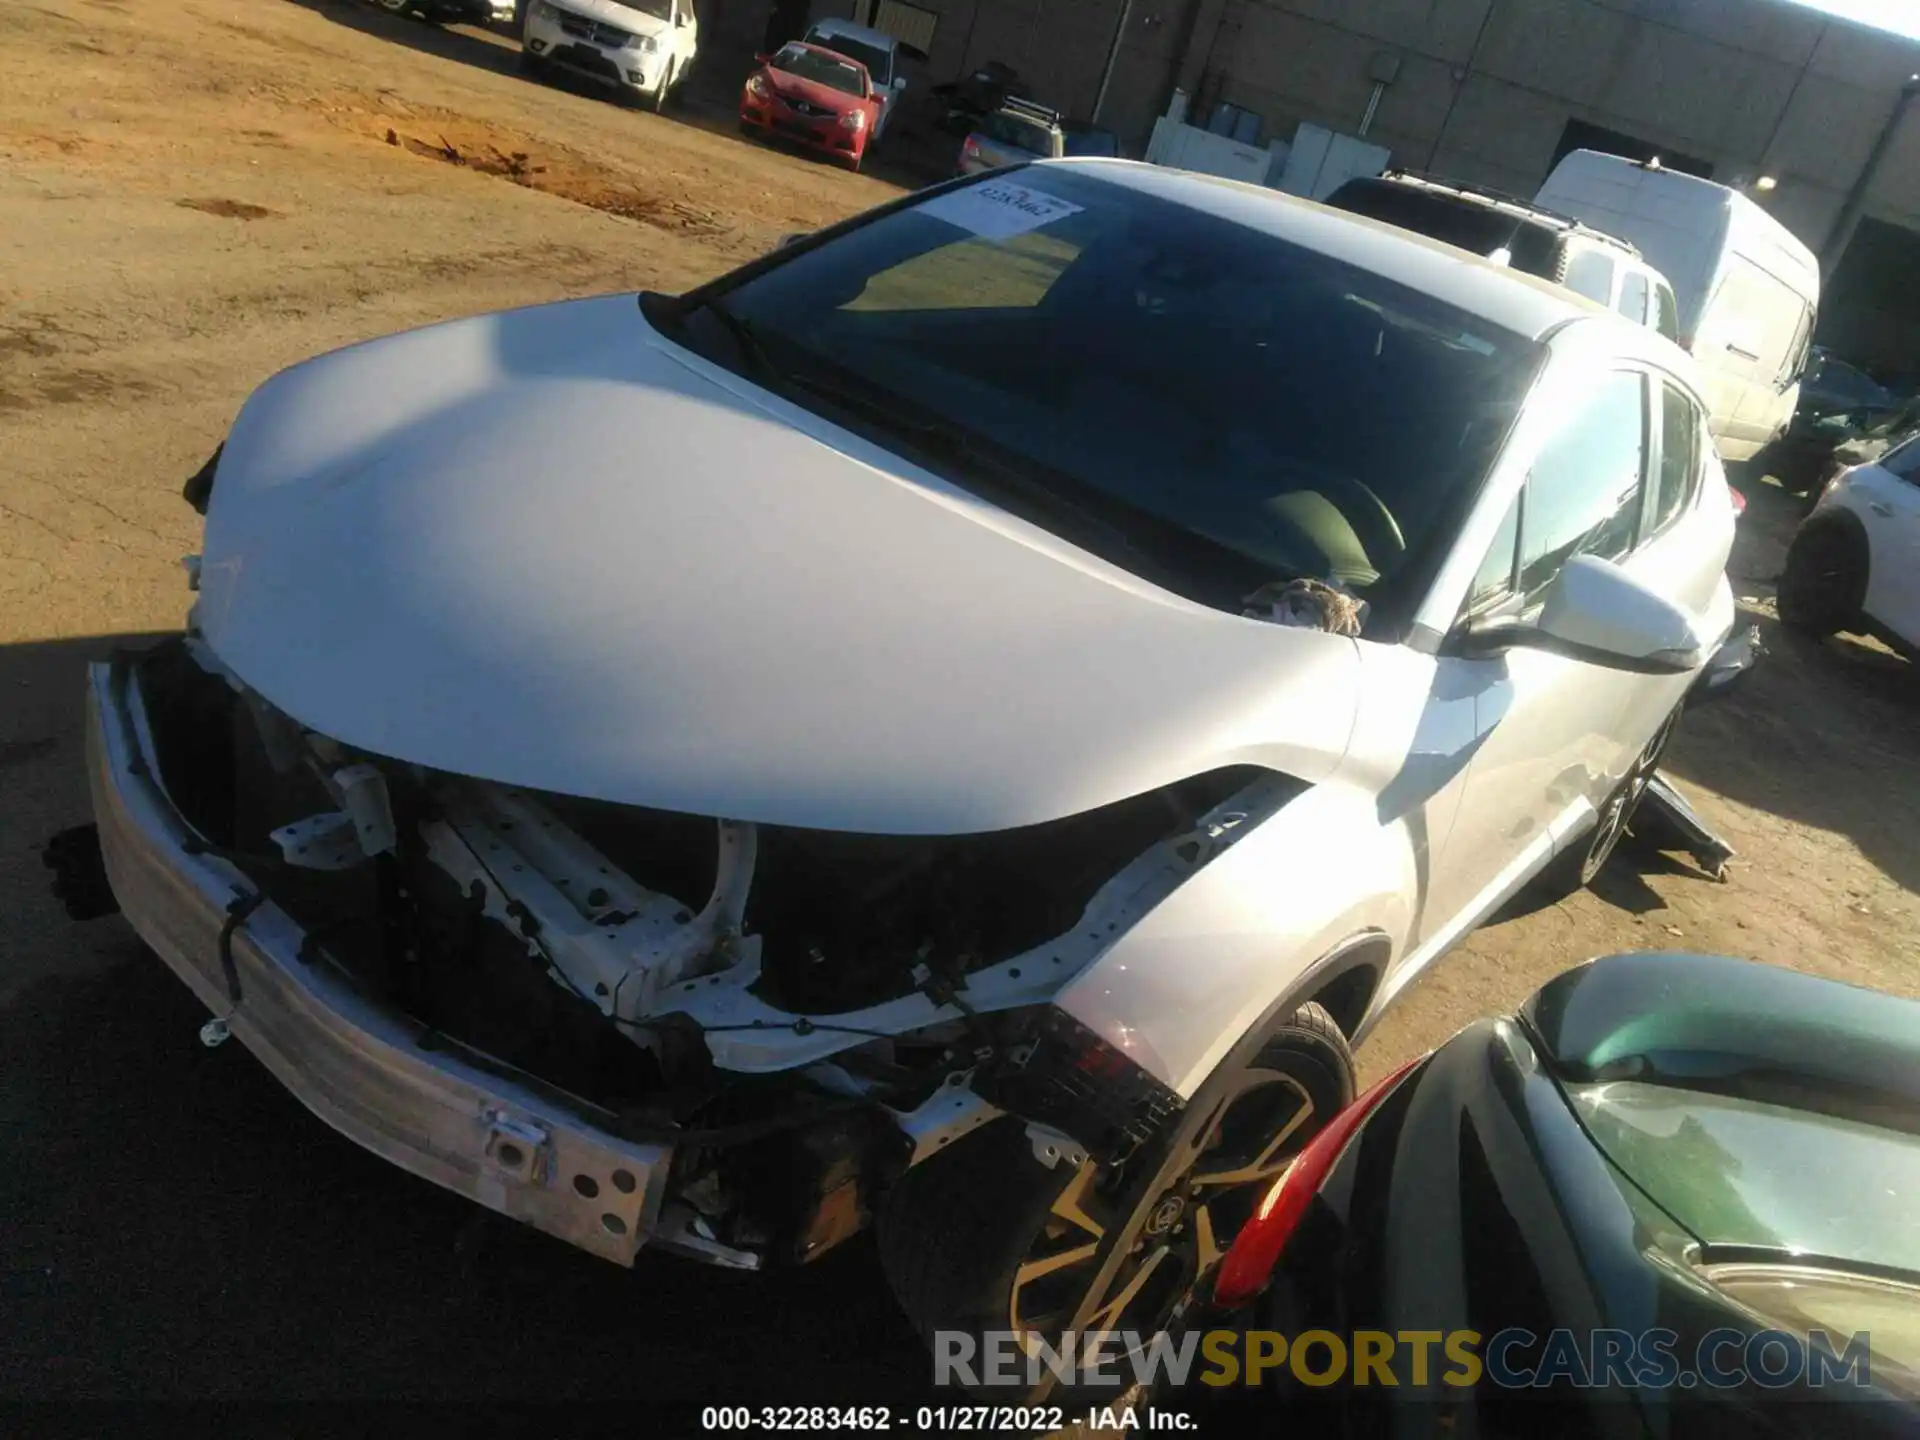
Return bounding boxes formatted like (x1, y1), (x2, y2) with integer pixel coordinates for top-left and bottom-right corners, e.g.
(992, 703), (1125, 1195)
(1868, 501), (1895, 518)
(1726, 343), (1761, 362)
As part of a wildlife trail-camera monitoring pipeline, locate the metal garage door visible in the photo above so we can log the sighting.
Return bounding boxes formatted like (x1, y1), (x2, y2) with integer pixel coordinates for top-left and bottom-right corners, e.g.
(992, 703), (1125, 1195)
(862, 0), (936, 57)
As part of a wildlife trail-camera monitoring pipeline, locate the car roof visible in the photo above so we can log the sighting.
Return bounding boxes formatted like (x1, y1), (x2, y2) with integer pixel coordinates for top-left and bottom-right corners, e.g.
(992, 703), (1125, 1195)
(804, 17), (895, 47)
(1035, 159), (1687, 358)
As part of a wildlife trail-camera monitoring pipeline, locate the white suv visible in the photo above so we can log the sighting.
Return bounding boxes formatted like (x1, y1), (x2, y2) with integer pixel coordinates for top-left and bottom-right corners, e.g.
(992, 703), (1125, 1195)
(88, 160), (1743, 1391)
(521, 0), (697, 111)
(1328, 172), (1684, 340)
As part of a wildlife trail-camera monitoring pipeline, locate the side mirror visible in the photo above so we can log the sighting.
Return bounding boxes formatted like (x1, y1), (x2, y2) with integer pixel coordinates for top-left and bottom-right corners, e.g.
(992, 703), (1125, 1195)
(1465, 556), (1704, 675)
(753, 52), (771, 65)
(675, 12), (690, 25)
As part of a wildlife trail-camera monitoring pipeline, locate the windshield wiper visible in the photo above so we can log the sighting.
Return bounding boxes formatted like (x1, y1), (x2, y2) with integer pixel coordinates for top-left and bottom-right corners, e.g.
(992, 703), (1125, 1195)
(677, 299), (1230, 600)
(772, 369), (1176, 573)
(690, 296), (782, 388)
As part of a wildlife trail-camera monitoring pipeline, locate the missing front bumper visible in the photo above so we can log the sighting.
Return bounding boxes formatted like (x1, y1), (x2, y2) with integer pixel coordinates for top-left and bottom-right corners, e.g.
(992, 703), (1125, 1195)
(85, 658), (673, 1266)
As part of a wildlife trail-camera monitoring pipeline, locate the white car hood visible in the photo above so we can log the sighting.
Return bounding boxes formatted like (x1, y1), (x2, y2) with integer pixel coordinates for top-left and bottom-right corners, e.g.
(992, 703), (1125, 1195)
(563, 0), (672, 36)
(196, 295), (1361, 833)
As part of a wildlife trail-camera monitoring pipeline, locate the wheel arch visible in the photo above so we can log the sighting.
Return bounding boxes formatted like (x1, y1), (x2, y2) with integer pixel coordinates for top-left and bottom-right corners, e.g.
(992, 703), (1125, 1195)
(1803, 500), (1873, 559)
(1293, 932), (1391, 1041)
(1052, 777), (1416, 1101)
(1784, 502), (1874, 631)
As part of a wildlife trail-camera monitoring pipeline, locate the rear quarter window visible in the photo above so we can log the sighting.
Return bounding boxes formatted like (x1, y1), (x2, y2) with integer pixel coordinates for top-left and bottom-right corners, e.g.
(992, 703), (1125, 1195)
(1650, 280), (1681, 341)
(1563, 248), (1618, 306)
(1648, 383), (1704, 536)
(1617, 270), (1650, 326)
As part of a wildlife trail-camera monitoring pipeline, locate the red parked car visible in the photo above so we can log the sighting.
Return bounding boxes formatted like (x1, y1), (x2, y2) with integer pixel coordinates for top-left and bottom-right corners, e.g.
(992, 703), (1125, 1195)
(739, 42), (880, 172)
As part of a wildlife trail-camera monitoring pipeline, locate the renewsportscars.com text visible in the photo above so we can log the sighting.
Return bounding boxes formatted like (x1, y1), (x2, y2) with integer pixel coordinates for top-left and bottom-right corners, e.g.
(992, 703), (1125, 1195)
(935, 1328), (1874, 1392)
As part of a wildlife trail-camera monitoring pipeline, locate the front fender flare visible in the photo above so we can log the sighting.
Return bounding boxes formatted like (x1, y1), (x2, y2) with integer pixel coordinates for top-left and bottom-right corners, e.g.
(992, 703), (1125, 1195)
(1052, 778), (1417, 1100)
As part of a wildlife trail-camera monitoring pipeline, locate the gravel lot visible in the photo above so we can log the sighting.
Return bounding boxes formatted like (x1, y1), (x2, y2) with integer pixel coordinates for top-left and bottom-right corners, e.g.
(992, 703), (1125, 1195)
(4, 0), (1918, 1412)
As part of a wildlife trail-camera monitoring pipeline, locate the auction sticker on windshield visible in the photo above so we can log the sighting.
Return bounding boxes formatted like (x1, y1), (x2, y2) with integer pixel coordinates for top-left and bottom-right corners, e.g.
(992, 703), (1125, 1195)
(919, 182), (1084, 242)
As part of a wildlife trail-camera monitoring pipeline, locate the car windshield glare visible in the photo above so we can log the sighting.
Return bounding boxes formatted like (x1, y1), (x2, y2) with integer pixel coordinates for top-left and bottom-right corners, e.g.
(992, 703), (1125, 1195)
(813, 34), (890, 85)
(702, 168), (1542, 614)
(773, 45), (866, 96)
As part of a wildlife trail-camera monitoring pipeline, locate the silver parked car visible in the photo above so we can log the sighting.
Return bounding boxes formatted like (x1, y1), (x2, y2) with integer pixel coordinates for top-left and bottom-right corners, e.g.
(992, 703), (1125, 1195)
(85, 159), (1740, 1383)
(957, 97), (1064, 173)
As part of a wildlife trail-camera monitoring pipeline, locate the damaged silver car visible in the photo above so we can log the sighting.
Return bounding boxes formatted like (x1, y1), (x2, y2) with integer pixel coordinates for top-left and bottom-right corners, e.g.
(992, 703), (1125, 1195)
(79, 159), (1742, 1381)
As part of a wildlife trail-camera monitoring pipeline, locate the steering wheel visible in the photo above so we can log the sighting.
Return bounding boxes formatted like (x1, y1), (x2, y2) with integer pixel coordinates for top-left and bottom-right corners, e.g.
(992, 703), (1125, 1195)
(1323, 475), (1407, 564)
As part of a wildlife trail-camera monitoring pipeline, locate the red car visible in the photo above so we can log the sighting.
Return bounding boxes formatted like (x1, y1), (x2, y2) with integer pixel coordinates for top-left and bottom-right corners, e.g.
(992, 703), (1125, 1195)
(739, 41), (880, 172)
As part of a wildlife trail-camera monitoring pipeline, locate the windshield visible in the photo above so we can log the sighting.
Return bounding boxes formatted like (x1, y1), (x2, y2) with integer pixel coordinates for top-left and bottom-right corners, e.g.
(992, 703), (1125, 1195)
(772, 44), (867, 96)
(982, 113), (1054, 155)
(1064, 129), (1119, 158)
(1326, 182), (1561, 279)
(673, 168), (1541, 619)
(618, 0), (673, 19)
(807, 30), (891, 85)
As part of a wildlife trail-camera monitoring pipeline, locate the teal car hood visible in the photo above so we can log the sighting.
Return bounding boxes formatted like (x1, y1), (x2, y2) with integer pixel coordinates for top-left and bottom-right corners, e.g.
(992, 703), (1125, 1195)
(1525, 952), (1920, 1271)
(1569, 1080), (1920, 1272)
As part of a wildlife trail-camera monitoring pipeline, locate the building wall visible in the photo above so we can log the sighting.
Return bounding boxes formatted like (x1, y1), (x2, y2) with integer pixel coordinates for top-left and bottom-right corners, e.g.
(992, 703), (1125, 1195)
(715, 0), (1920, 258)
(717, 0), (1920, 367)
(1130, 0), (1920, 260)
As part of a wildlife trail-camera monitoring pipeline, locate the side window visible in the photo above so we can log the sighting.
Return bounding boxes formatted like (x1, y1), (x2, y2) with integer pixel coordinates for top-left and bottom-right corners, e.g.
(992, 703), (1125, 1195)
(1518, 372), (1648, 596)
(1465, 495), (1522, 611)
(1563, 248), (1617, 306)
(1617, 270), (1650, 326)
(1650, 280), (1681, 342)
(1649, 383), (1704, 536)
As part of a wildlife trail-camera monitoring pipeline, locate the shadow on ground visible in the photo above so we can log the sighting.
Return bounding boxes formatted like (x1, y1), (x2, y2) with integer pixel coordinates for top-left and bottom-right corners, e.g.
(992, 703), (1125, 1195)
(1661, 465), (1920, 897)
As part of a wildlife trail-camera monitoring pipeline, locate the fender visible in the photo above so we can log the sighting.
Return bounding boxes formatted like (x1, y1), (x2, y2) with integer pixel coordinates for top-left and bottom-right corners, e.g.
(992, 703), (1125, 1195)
(1052, 776), (1418, 1100)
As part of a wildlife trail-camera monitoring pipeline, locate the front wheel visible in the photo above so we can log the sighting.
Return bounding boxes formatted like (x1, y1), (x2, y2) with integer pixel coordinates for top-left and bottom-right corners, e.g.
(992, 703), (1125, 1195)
(878, 1004), (1354, 1404)
(1779, 520), (1866, 637)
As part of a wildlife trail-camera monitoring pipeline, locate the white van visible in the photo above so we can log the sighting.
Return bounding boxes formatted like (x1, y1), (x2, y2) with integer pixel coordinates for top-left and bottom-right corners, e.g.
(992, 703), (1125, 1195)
(1536, 150), (1820, 461)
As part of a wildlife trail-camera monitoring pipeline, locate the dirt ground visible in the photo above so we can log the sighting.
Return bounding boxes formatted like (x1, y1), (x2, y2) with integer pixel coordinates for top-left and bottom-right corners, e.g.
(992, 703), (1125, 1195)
(3, 0), (1918, 1410)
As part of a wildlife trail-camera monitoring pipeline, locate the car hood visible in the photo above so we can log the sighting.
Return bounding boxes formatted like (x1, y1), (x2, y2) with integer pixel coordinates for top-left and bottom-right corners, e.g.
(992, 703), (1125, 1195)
(765, 66), (870, 113)
(195, 294), (1361, 833)
(567, 0), (671, 35)
(1527, 953), (1920, 1275)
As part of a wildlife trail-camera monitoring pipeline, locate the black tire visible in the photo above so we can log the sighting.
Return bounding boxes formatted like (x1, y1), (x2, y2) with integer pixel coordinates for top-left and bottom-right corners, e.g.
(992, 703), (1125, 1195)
(1534, 703), (1683, 899)
(879, 1003), (1354, 1404)
(1779, 519), (1867, 637)
(517, 49), (547, 78)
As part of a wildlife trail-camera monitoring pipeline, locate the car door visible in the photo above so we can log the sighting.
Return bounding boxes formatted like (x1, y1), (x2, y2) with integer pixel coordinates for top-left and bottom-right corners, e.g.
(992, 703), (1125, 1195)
(1415, 367), (1658, 941)
(1696, 258), (1809, 458)
(1855, 437), (1920, 648)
